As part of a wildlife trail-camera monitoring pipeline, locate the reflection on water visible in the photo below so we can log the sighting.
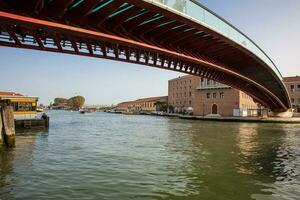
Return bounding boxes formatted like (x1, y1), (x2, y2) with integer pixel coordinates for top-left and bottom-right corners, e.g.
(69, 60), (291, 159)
(0, 111), (300, 200)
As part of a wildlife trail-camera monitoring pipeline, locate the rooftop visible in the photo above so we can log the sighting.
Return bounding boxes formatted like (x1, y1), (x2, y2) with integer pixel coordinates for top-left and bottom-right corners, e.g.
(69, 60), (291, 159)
(119, 96), (168, 105)
(0, 91), (38, 100)
(0, 91), (23, 97)
(168, 75), (196, 82)
(283, 76), (300, 82)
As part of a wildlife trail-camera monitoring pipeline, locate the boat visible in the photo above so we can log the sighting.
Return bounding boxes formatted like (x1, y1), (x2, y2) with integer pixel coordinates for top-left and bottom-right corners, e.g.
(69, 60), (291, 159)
(79, 109), (86, 114)
(123, 111), (135, 115)
(106, 110), (122, 114)
(36, 108), (44, 112)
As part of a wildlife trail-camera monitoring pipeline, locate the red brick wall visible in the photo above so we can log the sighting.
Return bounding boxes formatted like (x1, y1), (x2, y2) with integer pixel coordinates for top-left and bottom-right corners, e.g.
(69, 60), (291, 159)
(193, 88), (240, 116)
(168, 75), (200, 112)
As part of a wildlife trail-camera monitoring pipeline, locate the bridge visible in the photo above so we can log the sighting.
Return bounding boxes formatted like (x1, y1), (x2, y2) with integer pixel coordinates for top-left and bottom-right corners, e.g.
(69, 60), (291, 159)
(0, 0), (291, 113)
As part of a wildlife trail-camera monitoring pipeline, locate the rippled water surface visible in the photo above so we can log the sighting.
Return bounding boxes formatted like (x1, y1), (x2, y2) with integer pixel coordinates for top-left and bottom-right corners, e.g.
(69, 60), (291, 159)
(1, 111), (300, 200)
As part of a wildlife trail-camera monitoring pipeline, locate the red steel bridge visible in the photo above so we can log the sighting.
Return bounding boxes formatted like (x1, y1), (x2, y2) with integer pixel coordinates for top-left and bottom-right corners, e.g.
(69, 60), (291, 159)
(0, 0), (291, 112)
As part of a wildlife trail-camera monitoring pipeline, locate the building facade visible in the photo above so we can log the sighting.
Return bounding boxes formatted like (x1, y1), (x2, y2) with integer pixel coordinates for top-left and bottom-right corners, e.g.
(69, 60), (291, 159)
(194, 79), (259, 116)
(117, 96), (168, 113)
(168, 75), (200, 113)
(283, 76), (300, 113)
(168, 76), (259, 116)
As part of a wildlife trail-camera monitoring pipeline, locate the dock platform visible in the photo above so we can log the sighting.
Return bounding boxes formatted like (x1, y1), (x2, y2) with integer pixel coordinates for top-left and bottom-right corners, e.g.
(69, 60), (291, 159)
(15, 117), (49, 130)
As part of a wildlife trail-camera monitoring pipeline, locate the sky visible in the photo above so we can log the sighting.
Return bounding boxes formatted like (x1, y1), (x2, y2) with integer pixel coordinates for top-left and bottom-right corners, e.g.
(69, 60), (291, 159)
(0, 0), (299, 105)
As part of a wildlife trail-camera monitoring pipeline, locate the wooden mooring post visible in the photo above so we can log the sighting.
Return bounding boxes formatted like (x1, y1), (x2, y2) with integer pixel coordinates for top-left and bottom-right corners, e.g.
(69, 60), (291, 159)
(0, 110), (3, 147)
(0, 101), (15, 147)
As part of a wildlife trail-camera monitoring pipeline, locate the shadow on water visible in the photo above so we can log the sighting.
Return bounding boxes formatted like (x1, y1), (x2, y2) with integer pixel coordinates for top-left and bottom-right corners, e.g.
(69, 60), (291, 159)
(0, 130), (49, 199)
(162, 120), (300, 200)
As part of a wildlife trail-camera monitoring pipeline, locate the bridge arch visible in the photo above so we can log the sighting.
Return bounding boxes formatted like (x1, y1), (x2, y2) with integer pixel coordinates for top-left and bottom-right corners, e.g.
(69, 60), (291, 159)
(0, 0), (291, 111)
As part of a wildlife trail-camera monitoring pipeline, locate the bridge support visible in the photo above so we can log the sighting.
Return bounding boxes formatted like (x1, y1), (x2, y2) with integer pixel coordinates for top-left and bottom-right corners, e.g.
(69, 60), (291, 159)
(0, 101), (15, 147)
(268, 110), (293, 118)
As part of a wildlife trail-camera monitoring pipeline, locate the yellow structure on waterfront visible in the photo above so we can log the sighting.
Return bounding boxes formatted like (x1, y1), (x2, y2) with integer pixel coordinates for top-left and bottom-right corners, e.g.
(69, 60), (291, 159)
(0, 91), (38, 119)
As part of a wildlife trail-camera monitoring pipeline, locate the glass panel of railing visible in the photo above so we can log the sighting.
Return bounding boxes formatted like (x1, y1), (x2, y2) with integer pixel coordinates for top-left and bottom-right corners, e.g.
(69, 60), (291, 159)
(186, 1), (204, 21)
(152, 0), (281, 77)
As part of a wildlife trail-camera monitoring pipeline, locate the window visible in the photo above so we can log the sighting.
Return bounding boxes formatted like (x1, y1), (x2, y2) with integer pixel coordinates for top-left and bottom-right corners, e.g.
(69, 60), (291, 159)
(207, 80), (211, 86)
(14, 102), (35, 112)
(291, 85), (295, 93)
(298, 85), (300, 92)
(189, 91), (192, 97)
(207, 93), (211, 99)
(12, 102), (18, 111)
(212, 81), (216, 87)
(213, 93), (217, 99)
(189, 100), (192, 105)
(298, 98), (300, 104)
(220, 92), (224, 99)
(291, 98), (295, 103)
(200, 78), (204, 87)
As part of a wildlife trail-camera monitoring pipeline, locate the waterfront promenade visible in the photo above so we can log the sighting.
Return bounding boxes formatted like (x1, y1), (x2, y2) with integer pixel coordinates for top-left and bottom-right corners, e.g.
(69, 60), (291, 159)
(180, 115), (300, 124)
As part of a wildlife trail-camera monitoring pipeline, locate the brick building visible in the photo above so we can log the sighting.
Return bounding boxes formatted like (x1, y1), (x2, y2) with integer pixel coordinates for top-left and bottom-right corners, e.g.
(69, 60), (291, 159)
(117, 96), (168, 113)
(168, 75), (259, 116)
(194, 79), (259, 116)
(283, 76), (300, 113)
(168, 75), (200, 113)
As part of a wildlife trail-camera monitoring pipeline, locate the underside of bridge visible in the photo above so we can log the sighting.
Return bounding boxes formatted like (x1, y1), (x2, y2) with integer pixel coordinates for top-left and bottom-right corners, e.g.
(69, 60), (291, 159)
(0, 0), (291, 111)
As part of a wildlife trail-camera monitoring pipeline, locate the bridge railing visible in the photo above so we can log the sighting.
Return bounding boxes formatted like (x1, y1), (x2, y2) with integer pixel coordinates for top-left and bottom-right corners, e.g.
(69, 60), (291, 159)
(149, 0), (282, 80)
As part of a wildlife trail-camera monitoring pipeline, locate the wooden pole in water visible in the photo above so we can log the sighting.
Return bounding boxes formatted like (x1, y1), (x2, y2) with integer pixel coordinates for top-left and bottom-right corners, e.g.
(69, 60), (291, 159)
(1, 101), (15, 147)
(0, 109), (3, 147)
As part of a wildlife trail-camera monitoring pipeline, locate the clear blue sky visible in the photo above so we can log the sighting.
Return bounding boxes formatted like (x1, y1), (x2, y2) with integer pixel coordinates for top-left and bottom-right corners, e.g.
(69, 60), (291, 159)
(0, 0), (299, 105)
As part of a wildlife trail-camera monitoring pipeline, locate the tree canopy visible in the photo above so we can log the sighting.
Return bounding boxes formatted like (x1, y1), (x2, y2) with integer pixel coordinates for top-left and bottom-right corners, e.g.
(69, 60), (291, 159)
(54, 98), (68, 105)
(53, 96), (85, 110)
(67, 96), (85, 110)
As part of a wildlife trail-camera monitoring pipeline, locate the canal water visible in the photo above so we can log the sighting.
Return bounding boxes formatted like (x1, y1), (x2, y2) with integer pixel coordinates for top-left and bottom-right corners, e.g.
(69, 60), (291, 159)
(1, 111), (300, 200)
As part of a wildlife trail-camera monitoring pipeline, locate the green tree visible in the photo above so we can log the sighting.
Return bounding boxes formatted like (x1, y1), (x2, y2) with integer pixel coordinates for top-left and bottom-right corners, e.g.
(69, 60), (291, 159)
(54, 98), (68, 105)
(67, 96), (85, 110)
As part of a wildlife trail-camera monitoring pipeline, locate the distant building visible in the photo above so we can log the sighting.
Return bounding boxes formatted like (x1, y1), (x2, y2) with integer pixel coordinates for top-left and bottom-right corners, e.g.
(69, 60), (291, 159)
(168, 75), (259, 117)
(168, 75), (200, 114)
(283, 76), (300, 113)
(0, 91), (38, 119)
(117, 96), (168, 113)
